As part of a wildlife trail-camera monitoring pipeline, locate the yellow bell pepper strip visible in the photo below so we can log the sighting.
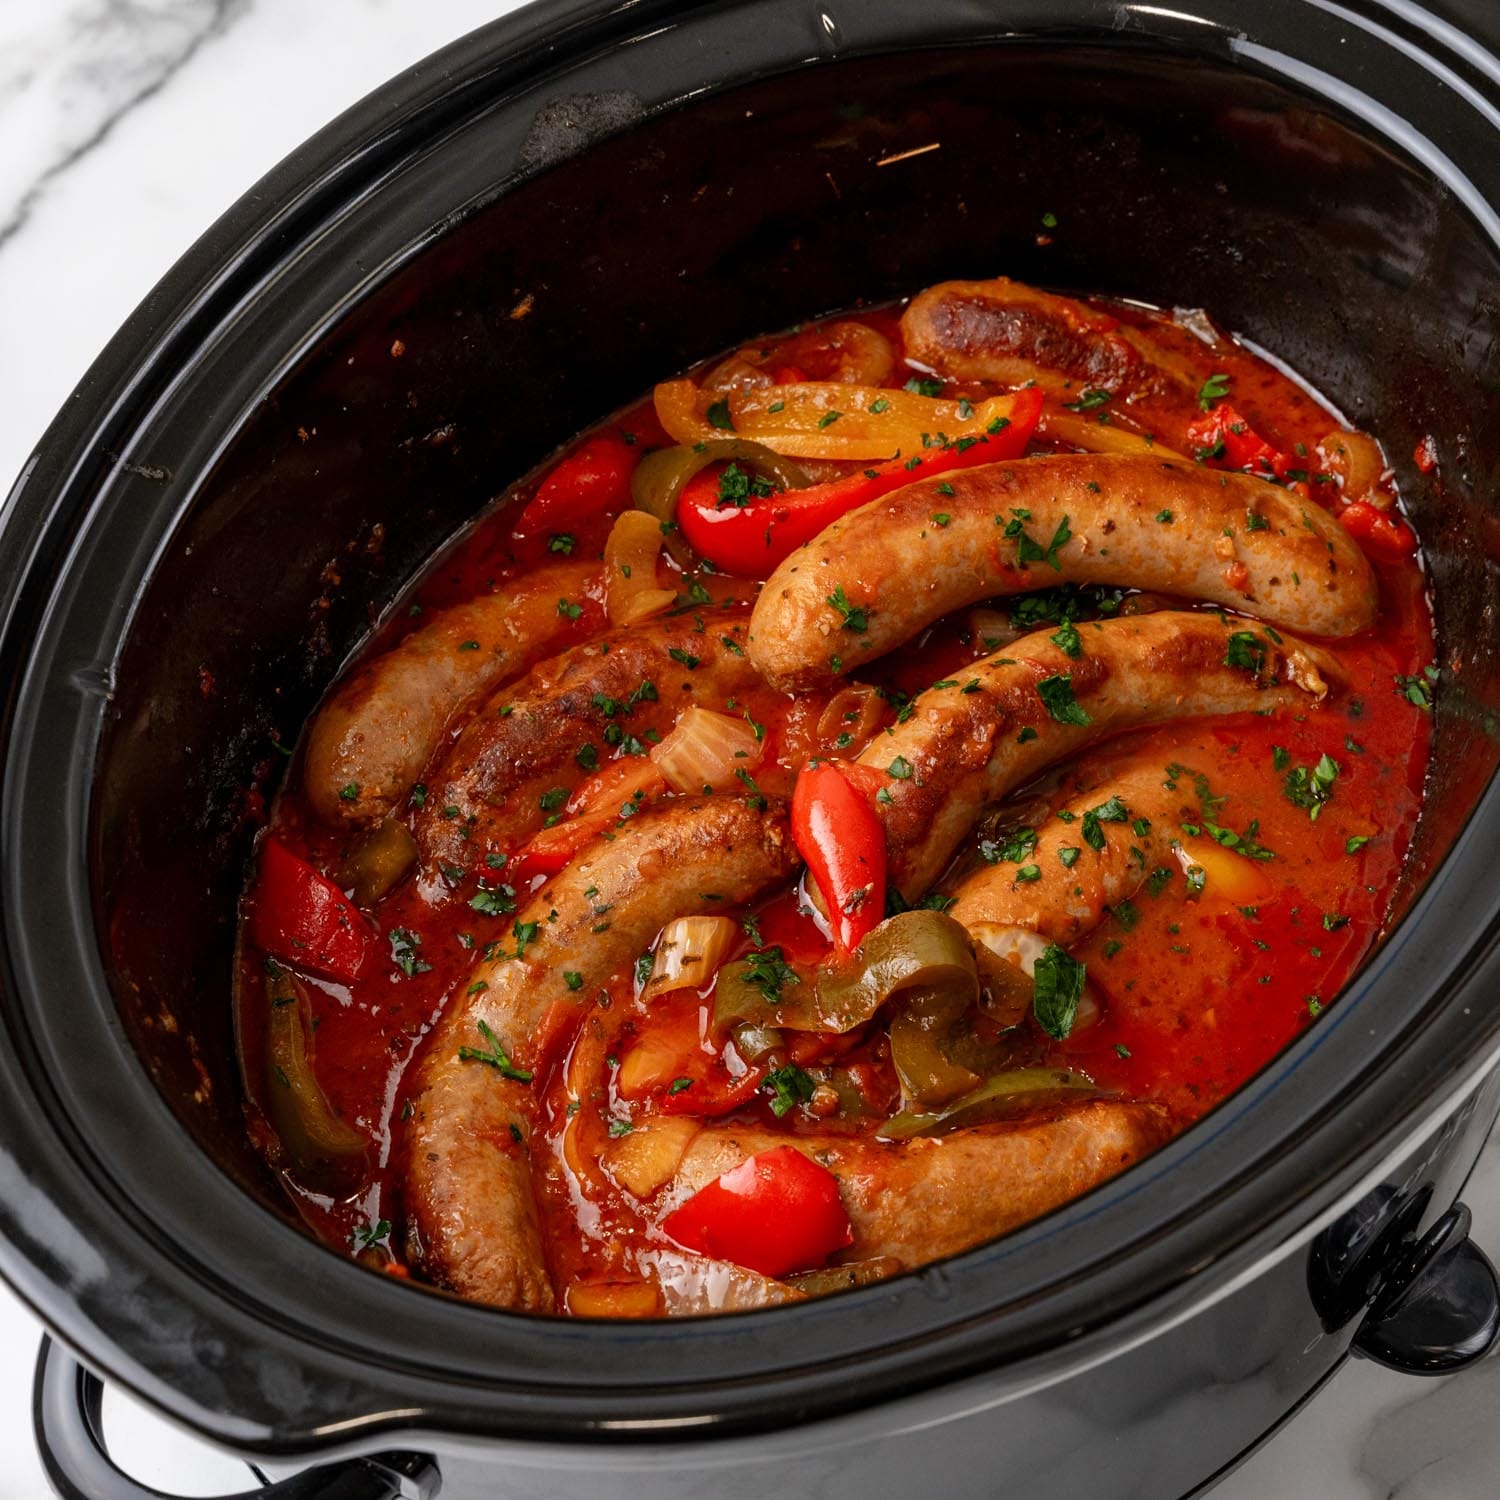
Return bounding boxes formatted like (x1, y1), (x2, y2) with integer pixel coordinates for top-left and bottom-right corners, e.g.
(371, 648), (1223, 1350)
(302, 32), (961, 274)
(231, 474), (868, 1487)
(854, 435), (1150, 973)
(668, 385), (1044, 576)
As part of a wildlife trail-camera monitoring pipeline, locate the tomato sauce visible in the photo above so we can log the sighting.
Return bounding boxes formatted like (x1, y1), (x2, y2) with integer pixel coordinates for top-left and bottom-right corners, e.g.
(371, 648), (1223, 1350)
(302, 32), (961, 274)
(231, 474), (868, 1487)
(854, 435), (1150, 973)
(234, 288), (1433, 1309)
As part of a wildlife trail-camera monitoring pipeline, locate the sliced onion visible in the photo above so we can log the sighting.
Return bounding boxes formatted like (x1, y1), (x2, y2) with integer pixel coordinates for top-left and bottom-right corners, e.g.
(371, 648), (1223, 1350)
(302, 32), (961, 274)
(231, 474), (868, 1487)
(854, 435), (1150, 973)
(1037, 404), (1188, 461)
(650, 706), (763, 794)
(703, 353), (776, 395)
(970, 922), (1050, 974)
(641, 915), (739, 1002)
(1318, 429), (1389, 507)
(1118, 591), (1174, 617)
(606, 1116), (701, 1197)
(814, 685), (886, 756)
(654, 378), (1026, 461)
(785, 1257), (902, 1296)
(784, 321), (896, 387)
(604, 510), (676, 625)
(638, 1250), (804, 1314)
(970, 607), (1020, 652)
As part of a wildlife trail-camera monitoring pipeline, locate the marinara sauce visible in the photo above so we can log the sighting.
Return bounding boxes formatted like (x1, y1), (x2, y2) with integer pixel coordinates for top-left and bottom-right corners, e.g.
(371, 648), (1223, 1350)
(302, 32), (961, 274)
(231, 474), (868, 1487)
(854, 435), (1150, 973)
(233, 291), (1432, 1308)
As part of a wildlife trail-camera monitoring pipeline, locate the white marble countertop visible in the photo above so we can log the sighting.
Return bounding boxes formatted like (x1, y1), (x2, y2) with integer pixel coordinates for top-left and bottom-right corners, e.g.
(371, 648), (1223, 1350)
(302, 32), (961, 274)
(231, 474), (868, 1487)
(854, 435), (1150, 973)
(1, 1), (1498, 1495)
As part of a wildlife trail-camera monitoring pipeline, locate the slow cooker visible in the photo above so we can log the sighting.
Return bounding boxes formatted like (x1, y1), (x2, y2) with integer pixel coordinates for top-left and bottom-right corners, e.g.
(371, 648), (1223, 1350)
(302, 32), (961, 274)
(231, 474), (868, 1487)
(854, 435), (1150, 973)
(6, 1), (1500, 1495)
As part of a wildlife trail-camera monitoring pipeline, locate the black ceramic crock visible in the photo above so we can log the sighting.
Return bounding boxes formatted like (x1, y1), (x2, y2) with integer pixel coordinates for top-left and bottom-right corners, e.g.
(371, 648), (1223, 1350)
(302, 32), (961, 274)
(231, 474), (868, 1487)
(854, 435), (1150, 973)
(5, 1), (1500, 1496)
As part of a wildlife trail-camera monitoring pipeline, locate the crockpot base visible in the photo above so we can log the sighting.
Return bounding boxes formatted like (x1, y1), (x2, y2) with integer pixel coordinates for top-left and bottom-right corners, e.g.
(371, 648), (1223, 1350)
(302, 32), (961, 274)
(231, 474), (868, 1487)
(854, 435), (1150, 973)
(2, 1), (1500, 1495)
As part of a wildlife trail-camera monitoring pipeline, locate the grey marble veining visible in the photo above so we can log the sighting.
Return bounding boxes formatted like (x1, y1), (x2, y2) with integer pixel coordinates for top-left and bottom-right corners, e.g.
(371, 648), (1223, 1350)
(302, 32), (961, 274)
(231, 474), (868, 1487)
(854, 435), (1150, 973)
(0, 0), (247, 250)
(0, 1), (1496, 1495)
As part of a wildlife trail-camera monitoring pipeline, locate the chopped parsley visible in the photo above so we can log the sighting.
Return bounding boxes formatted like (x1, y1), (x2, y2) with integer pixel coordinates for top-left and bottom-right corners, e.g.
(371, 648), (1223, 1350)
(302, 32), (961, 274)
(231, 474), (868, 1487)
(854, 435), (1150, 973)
(1050, 620), (1082, 658)
(706, 397), (735, 431)
(469, 883), (517, 917)
(1394, 665), (1438, 710)
(1033, 946), (1087, 1040)
(353, 1219), (391, 1251)
(1197, 372), (1231, 410)
(1283, 753), (1340, 820)
(1225, 631), (1267, 675)
(979, 826), (1037, 864)
(457, 1018), (533, 1083)
(1065, 388), (1112, 412)
(388, 927), (431, 978)
(764, 1064), (817, 1118)
(1037, 673), (1092, 726)
(905, 376), (944, 398)
(716, 462), (774, 507)
(741, 946), (799, 1003)
(827, 585), (869, 633)
(1006, 512), (1073, 571)
(1081, 795), (1129, 852)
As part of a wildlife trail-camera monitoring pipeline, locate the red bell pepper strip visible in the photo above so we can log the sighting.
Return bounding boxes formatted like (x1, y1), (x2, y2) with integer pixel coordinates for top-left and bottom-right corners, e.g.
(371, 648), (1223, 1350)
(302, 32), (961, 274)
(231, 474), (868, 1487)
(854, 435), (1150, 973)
(249, 838), (373, 983)
(661, 1145), (853, 1277)
(747, 889), (832, 966)
(1338, 499), (1417, 558)
(514, 433), (638, 536)
(1185, 403), (1299, 480)
(676, 386), (1044, 577)
(508, 762), (669, 885)
(791, 760), (888, 955)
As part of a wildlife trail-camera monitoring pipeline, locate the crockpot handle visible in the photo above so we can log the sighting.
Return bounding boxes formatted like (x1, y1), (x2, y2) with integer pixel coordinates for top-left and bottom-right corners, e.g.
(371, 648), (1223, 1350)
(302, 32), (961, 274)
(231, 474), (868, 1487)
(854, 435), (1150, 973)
(33, 1336), (439, 1500)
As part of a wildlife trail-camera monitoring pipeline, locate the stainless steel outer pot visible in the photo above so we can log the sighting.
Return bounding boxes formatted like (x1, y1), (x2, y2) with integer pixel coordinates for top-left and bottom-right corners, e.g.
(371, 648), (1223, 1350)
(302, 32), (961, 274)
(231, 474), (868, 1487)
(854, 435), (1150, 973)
(6, 2), (1500, 1496)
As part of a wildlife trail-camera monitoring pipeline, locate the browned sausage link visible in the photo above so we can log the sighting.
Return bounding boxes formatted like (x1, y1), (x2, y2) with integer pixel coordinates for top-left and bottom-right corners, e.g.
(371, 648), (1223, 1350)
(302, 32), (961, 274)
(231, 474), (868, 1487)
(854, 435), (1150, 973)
(414, 609), (763, 876)
(749, 452), (1376, 691)
(303, 560), (601, 826)
(902, 277), (1174, 398)
(948, 759), (1193, 944)
(665, 1100), (1171, 1268)
(405, 798), (799, 1311)
(855, 611), (1337, 901)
